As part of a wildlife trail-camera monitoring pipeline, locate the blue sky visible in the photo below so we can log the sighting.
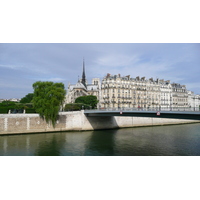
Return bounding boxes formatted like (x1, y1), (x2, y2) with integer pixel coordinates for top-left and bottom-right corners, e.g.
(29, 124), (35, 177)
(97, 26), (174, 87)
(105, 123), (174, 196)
(0, 43), (199, 99)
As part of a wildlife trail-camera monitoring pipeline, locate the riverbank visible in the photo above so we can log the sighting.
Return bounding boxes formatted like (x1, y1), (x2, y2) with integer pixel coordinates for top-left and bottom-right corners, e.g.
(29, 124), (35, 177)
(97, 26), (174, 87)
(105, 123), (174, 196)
(1, 111), (200, 135)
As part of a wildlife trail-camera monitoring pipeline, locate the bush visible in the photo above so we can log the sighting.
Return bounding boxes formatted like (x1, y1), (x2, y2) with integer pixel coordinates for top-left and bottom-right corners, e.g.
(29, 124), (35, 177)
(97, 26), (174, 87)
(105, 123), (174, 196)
(75, 95), (98, 109)
(64, 103), (90, 111)
(0, 101), (36, 114)
(24, 103), (34, 108)
(0, 101), (17, 113)
(26, 108), (37, 113)
(0, 101), (15, 107)
(0, 108), (9, 114)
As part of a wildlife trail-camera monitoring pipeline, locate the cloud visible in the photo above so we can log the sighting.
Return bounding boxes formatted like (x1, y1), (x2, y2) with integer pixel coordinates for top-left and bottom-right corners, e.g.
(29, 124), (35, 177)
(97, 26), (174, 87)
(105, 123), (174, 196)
(0, 43), (200, 99)
(95, 54), (140, 67)
(92, 52), (170, 80)
(0, 64), (18, 69)
(39, 77), (66, 82)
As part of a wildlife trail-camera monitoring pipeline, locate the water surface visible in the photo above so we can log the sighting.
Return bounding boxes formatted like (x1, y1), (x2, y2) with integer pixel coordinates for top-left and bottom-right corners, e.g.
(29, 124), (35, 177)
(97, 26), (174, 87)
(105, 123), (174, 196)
(1, 123), (200, 156)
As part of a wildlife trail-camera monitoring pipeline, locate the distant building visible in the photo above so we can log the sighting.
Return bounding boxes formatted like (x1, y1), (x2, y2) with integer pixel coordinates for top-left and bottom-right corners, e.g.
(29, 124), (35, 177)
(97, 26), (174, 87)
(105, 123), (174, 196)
(187, 91), (200, 111)
(65, 60), (101, 105)
(9, 98), (21, 102)
(0, 98), (20, 103)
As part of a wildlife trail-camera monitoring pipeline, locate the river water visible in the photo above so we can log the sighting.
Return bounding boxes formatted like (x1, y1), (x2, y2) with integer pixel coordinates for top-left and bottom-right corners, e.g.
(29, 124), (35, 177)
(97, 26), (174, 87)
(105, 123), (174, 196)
(1, 123), (200, 156)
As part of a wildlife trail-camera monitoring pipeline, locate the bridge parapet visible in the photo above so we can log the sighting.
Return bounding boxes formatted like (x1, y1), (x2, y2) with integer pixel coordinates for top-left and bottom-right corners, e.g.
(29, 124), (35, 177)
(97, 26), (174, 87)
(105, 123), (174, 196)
(84, 109), (200, 120)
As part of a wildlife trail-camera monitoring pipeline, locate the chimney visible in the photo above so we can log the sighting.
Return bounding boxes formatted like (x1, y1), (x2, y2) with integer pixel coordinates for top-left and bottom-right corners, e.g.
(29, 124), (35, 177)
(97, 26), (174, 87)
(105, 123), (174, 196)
(106, 73), (111, 78)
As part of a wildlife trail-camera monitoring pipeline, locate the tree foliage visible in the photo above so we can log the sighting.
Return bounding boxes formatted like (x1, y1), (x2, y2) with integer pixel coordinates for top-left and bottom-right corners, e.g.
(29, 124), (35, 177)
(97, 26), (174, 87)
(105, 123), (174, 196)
(32, 81), (66, 127)
(64, 103), (90, 111)
(0, 100), (36, 114)
(75, 95), (98, 109)
(0, 101), (15, 113)
(20, 93), (34, 103)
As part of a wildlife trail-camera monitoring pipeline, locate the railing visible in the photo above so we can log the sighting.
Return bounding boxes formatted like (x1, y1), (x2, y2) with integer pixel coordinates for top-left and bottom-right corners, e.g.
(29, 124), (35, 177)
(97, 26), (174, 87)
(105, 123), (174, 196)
(84, 107), (200, 112)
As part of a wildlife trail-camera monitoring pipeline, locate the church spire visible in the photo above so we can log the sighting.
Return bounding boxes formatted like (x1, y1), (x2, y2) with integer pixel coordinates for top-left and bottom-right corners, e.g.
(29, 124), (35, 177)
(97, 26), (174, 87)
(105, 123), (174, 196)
(81, 58), (87, 88)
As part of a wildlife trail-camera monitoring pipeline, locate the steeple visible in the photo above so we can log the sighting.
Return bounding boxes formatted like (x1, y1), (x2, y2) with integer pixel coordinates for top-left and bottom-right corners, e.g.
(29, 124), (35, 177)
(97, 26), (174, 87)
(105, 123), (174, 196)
(81, 58), (87, 88)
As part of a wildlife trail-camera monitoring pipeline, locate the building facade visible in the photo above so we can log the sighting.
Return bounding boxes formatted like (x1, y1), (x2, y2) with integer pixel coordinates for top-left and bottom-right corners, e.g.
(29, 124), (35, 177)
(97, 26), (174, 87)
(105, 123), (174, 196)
(188, 91), (200, 111)
(100, 73), (198, 110)
(101, 74), (162, 109)
(171, 83), (188, 109)
(159, 79), (172, 110)
(65, 62), (200, 110)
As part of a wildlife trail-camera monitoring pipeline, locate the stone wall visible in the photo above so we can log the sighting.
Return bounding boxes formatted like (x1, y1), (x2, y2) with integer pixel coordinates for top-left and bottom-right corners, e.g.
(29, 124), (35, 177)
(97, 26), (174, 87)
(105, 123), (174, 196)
(0, 111), (200, 135)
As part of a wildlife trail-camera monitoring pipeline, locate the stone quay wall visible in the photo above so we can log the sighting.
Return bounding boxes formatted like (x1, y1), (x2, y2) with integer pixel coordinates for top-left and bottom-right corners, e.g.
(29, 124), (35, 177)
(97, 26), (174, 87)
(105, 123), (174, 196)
(0, 111), (200, 135)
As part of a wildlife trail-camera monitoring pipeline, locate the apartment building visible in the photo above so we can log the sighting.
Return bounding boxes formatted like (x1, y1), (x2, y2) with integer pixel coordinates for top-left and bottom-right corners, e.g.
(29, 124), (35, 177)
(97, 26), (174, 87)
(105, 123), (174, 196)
(100, 73), (199, 110)
(65, 61), (200, 110)
(100, 74), (162, 109)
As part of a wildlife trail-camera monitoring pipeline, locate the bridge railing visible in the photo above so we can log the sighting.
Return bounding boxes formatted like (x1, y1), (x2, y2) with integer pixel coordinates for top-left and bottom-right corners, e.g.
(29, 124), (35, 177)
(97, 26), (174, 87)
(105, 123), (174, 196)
(84, 107), (200, 112)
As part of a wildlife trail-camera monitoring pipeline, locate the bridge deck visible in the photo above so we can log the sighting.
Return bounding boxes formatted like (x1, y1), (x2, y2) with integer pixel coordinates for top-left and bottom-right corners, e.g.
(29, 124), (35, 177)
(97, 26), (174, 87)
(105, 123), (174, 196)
(84, 110), (200, 120)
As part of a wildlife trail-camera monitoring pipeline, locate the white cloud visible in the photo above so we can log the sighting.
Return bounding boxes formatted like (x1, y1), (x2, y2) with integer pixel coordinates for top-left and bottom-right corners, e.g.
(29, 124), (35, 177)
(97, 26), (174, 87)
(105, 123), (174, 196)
(0, 64), (17, 69)
(40, 77), (66, 82)
(95, 54), (139, 67)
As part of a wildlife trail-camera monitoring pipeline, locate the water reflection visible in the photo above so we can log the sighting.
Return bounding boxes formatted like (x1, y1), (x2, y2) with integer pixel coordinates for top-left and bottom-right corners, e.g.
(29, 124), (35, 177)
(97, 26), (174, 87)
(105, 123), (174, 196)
(62, 132), (91, 156)
(3, 137), (7, 154)
(34, 133), (66, 156)
(113, 127), (176, 156)
(26, 136), (30, 154)
(0, 123), (200, 156)
(84, 129), (116, 156)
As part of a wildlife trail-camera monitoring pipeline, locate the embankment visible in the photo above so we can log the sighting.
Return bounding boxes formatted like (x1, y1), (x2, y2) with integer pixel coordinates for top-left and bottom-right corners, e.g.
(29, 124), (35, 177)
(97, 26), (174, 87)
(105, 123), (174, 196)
(0, 111), (200, 135)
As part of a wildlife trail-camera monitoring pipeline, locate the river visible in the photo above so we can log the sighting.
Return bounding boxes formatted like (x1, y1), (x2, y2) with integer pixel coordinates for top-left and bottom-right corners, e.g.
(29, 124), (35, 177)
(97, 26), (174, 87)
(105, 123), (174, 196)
(1, 123), (200, 156)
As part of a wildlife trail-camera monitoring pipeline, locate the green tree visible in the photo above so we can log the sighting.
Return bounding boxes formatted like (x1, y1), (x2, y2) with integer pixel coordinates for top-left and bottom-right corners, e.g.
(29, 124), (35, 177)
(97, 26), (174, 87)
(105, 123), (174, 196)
(1, 101), (15, 107)
(20, 93), (34, 103)
(0, 101), (16, 113)
(32, 81), (66, 127)
(75, 95), (98, 109)
(64, 103), (90, 111)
